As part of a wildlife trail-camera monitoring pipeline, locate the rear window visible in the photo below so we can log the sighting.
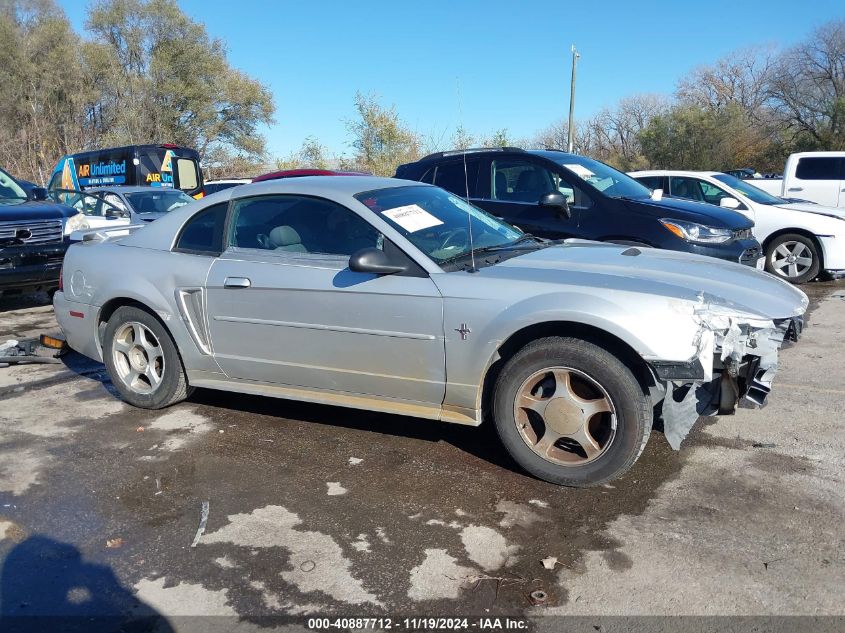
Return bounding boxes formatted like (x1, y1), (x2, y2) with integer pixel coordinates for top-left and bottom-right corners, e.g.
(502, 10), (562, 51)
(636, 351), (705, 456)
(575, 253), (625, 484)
(433, 160), (479, 197)
(176, 158), (199, 190)
(636, 176), (664, 191)
(795, 157), (841, 180)
(175, 202), (227, 254)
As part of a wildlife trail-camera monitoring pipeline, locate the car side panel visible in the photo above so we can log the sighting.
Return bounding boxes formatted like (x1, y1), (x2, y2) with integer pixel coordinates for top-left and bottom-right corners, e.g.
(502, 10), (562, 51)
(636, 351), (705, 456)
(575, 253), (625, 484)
(57, 242), (222, 375)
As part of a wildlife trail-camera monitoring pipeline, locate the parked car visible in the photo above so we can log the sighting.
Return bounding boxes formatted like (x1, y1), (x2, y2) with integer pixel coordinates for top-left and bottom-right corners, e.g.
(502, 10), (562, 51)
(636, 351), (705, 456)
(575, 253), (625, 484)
(738, 152), (845, 206)
(80, 186), (195, 228)
(48, 144), (204, 201)
(630, 170), (845, 283)
(0, 166), (86, 295)
(54, 176), (806, 487)
(395, 148), (763, 268)
(252, 169), (369, 183)
(203, 179), (251, 195)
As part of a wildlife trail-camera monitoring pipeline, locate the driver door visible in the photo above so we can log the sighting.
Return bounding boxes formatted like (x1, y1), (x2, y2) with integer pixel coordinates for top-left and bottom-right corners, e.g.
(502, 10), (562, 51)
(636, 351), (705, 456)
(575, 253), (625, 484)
(204, 193), (446, 405)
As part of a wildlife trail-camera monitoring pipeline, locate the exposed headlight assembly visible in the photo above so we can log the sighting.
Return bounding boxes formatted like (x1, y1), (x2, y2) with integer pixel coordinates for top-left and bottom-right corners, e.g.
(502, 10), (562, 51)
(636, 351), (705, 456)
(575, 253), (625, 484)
(660, 219), (733, 244)
(64, 212), (89, 235)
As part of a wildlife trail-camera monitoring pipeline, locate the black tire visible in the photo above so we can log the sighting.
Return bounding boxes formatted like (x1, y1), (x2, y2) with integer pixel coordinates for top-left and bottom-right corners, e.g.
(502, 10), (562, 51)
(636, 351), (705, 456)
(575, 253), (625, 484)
(103, 305), (192, 409)
(493, 337), (652, 487)
(764, 233), (820, 284)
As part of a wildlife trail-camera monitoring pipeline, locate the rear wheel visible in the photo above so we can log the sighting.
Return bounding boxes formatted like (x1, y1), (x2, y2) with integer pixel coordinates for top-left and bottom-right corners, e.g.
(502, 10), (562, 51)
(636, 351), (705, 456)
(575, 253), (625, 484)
(765, 233), (820, 284)
(493, 337), (651, 487)
(103, 306), (192, 409)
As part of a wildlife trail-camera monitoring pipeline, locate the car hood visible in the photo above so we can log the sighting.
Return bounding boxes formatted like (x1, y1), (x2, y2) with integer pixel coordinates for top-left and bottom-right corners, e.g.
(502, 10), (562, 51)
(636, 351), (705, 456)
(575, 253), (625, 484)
(775, 201), (845, 221)
(624, 196), (753, 229)
(480, 241), (807, 319)
(0, 200), (78, 221)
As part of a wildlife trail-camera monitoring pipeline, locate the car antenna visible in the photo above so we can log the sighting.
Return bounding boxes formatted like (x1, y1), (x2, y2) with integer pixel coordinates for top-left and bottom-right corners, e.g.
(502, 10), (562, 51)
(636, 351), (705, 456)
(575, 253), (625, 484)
(457, 76), (477, 273)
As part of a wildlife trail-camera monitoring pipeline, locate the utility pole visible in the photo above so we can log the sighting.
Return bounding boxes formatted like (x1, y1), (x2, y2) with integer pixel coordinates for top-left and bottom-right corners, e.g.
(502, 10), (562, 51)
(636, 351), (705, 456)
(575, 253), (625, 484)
(567, 45), (580, 153)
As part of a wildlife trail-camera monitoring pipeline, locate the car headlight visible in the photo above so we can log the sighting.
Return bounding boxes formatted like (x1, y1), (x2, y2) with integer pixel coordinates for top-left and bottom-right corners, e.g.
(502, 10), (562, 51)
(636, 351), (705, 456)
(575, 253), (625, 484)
(660, 219), (732, 244)
(64, 212), (89, 235)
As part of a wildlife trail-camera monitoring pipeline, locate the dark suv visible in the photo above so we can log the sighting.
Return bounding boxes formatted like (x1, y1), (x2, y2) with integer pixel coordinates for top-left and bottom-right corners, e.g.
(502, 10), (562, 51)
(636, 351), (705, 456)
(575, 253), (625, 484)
(395, 148), (762, 267)
(1, 166), (78, 296)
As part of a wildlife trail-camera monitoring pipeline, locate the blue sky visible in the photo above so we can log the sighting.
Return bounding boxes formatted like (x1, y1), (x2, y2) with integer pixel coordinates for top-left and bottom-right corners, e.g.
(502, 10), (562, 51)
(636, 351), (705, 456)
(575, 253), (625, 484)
(58, 0), (843, 159)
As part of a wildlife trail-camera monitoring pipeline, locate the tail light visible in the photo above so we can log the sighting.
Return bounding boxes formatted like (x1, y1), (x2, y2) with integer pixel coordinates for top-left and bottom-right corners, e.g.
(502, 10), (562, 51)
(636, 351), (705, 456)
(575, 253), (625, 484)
(58, 266), (63, 292)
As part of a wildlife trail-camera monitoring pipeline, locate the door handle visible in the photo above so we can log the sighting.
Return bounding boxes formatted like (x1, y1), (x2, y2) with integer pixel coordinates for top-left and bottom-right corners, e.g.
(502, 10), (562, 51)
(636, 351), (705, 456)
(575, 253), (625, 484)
(223, 277), (251, 289)
(788, 187), (803, 192)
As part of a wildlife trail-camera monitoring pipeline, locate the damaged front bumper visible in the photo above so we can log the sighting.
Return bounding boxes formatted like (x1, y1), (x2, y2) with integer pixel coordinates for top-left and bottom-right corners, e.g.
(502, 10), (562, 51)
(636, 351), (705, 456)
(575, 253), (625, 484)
(649, 311), (804, 450)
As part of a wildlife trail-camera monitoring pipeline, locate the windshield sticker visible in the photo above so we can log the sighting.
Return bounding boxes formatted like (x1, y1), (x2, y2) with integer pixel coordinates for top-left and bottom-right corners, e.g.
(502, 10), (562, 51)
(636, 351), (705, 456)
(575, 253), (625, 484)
(383, 204), (444, 232)
(563, 164), (595, 180)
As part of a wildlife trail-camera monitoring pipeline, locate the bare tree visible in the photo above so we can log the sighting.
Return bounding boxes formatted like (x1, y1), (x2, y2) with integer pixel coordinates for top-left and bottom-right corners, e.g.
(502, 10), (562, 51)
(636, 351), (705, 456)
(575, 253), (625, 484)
(767, 20), (845, 149)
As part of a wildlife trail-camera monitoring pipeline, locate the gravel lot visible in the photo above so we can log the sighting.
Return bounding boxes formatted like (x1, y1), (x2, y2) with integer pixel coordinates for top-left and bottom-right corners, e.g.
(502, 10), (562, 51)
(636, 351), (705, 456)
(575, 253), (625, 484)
(0, 284), (842, 631)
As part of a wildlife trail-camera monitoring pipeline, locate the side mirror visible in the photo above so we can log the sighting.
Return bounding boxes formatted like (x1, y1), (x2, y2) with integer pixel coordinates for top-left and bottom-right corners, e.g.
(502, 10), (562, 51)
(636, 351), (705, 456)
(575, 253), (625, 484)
(539, 191), (571, 219)
(349, 247), (407, 275)
(31, 187), (48, 201)
(651, 188), (664, 201)
(105, 207), (127, 218)
(720, 197), (741, 210)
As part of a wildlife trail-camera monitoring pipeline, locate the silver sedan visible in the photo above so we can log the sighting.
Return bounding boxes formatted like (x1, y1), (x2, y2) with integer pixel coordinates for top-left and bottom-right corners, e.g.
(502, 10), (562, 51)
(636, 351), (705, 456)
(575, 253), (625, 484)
(54, 176), (807, 486)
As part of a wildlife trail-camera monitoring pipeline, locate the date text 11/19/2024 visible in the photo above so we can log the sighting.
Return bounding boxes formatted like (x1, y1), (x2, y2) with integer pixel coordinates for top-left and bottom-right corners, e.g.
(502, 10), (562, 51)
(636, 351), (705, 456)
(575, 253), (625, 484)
(307, 617), (529, 630)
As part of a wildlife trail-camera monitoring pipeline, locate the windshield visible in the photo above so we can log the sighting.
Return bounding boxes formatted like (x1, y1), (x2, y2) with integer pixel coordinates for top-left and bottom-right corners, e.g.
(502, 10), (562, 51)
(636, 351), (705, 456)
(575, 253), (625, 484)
(356, 185), (523, 264)
(0, 169), (27, 205)
(713, 173), (785, 205)
(543, 154), (652, 199)
(125, 190), (193, 214)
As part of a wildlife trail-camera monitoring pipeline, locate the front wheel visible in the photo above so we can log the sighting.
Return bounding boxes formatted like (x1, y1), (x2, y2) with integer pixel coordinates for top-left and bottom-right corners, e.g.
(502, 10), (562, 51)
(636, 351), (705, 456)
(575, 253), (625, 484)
(764, 233), (820, 284)
(103, 305), (192, 409)
(493, 337), (652, 487)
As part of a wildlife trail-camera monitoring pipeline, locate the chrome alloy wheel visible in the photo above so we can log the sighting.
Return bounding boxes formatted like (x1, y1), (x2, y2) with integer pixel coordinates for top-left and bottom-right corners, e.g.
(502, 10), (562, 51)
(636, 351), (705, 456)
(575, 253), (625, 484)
(771, 240), (813, 279)
(111, 321), (165, 394)
(513, 367), (616, 466)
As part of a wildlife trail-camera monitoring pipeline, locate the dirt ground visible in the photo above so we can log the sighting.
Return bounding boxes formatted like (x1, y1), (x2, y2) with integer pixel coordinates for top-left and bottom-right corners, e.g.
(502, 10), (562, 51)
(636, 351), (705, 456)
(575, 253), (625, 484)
(0, 284), (842, 632)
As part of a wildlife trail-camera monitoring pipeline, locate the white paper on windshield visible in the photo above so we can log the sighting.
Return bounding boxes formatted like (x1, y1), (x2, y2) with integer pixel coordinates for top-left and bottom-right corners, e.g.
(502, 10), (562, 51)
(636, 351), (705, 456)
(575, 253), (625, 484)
(563, 163), (595, 180)
(382, 204), (443, 232)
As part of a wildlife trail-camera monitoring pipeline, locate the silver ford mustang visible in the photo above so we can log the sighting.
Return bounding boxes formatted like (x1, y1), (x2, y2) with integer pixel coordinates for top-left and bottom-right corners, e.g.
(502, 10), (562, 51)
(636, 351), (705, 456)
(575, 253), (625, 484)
(54, 176), (808, 487)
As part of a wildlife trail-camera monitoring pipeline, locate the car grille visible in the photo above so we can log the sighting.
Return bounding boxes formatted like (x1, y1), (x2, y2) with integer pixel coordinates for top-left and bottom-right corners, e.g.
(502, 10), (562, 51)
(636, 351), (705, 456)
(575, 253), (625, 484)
(0, 219), (64, 244)
(733, 228), (753, 240)
(739, 246), (761, 266)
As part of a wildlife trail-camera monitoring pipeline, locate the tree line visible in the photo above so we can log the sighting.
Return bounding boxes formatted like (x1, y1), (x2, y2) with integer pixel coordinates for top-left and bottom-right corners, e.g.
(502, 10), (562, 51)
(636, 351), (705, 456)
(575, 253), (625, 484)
(1, 1), (842, 183)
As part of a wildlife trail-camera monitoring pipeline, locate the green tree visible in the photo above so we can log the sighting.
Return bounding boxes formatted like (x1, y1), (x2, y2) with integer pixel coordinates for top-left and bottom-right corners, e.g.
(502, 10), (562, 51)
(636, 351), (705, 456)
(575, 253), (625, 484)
(0, 0), (92, 182)
(84, 0), (274, 158)
(346, 92), (420, 176)
(274, 136), (330, 170)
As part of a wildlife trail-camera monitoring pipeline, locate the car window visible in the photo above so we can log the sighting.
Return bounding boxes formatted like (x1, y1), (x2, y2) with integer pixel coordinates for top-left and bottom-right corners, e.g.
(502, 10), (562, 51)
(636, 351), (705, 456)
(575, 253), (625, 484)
(635, 176), (663, 191)
(698, 181), (731, 205)
(795, 157), (842, 180)
(103, 193), (127, 211)
(125, 190), (193, 214)
(175, 202), (228, 254)
(669, 177), (705, 202)
(175, 158), (199, 190)
(356, 185), (522, 264)
(229, 195), (382, 256)
(490, 160), (557, 203)
(433, 160), (479, 197)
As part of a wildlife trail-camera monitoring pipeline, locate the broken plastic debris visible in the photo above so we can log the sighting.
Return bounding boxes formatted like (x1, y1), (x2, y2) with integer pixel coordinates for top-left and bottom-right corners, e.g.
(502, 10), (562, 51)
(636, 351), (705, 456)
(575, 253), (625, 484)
(348, 457), (363, 465)
(190, 501), (209, 548)
(105, 538), (124, 549)
(136, 426), (145, 432)
(541, 557), (558, 570)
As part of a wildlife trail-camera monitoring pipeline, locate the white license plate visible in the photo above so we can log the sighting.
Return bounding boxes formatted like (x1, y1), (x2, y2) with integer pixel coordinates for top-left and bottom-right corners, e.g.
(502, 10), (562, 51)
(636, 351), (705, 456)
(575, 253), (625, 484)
(756, 256), (766, 270)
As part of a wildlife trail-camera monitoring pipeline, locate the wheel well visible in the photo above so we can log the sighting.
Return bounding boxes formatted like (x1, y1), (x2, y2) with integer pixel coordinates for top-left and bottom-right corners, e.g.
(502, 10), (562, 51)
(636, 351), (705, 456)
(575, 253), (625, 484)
(479, 321), (655, 420)
(762, 229), (824, 269)
(97, 297), (173, 346)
